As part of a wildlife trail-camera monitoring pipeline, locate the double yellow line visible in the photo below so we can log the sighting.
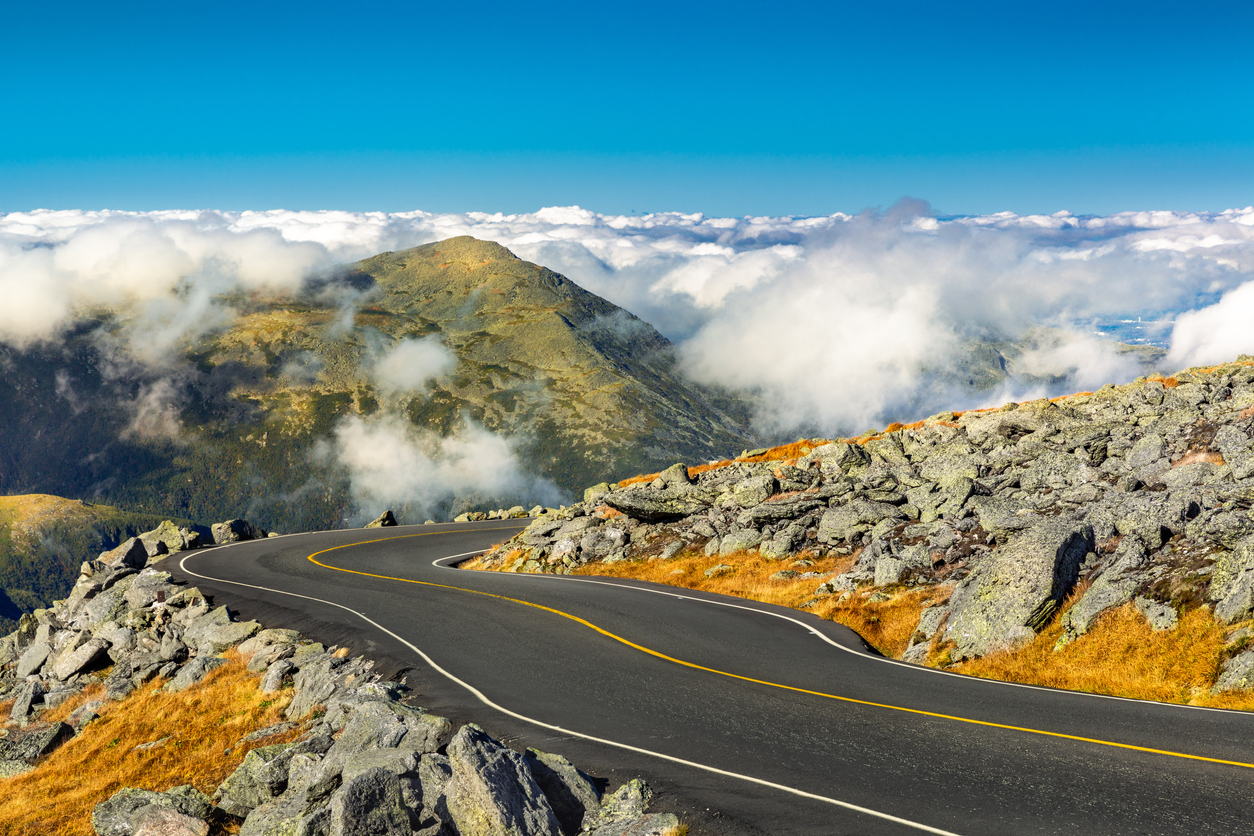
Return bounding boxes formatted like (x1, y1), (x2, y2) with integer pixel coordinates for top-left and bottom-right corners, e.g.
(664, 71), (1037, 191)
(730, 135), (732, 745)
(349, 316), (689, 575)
(309, 531), (1254, 771)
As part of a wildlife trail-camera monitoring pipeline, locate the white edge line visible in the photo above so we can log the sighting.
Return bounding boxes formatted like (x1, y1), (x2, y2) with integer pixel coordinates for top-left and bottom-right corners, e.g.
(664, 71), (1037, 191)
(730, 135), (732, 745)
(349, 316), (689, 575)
(179, 549), (965, 836)
(445, 555), (1254, 717)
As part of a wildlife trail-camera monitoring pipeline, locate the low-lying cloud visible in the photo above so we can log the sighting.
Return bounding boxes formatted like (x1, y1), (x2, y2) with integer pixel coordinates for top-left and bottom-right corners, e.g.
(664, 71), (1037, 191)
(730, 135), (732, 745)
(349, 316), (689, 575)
(322, 414), (563, 524)
(5, 203), (1254, 437)
(370, 337), (457, 395)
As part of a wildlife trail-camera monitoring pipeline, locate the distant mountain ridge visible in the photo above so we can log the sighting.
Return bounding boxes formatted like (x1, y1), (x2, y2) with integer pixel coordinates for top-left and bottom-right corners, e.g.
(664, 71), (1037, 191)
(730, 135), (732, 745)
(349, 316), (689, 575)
(0, 237), (758, 532)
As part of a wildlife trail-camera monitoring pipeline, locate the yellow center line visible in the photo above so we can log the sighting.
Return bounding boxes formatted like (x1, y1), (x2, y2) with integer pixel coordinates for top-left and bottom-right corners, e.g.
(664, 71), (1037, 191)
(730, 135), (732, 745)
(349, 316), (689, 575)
(309, 532), (1254, 771)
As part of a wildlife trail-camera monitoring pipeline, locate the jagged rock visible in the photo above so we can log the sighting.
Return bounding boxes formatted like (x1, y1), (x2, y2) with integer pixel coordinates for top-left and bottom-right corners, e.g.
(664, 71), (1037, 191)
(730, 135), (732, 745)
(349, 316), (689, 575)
(444, 724), (563, 836)
(211, 519), (267, 544)
(945, 519), (1094, 660)
(325, 767), (413, 836)
(261, 659), (294, 693)
(817, 499), (901, 544)
(658, 463), (693, 487)
(140, 520), (197, 555)
(583, 482), (613, 503)
(525, 748), (602, 835)
(365, 510), (398, 528)
(51, 637), (111, 680)
(127, 806), (209, 836)
(727, 474), (777, 507)
(719, 529), (762, 555)
(589, 813), (682, 836)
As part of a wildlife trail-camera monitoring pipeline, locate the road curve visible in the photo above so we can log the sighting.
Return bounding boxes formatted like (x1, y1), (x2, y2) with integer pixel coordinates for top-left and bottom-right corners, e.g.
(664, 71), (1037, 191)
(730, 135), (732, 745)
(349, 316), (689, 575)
(171, 522), (1254, 836)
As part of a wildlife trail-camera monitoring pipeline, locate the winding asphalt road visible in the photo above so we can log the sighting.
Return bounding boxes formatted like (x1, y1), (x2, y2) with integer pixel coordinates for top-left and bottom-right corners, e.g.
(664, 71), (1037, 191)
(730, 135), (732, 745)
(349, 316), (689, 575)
(170, 522), (1254, 836)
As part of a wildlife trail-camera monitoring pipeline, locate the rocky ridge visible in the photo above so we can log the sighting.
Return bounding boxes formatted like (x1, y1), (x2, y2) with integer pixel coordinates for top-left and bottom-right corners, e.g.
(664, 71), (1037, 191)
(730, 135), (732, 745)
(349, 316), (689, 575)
(483, 360), (1254, 691)
(0, 525), (677, 836)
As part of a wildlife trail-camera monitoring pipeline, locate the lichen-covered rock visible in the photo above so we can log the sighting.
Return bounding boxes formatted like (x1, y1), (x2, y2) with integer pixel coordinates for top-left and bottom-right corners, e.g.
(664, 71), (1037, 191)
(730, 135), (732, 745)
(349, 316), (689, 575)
(217, 742), (298, 817)
(601, 489), (709, 523)
(1213, 648), (1254, 694)
(1210, 535), (1254, 623)
(584, 779), (654, 832)
(945, 519), (1094, 660)
(444, 724), (562, 836)
(92, 786), (213, 836)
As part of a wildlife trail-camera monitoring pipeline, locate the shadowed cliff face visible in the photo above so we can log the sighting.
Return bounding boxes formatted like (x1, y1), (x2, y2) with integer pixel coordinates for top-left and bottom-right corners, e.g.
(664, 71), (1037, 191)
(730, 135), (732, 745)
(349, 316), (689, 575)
(0, 237), (758, 532)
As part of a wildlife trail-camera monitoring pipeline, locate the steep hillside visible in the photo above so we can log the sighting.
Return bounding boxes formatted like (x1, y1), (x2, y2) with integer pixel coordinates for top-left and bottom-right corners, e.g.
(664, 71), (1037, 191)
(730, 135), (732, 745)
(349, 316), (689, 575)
(0, 237), (756, 532)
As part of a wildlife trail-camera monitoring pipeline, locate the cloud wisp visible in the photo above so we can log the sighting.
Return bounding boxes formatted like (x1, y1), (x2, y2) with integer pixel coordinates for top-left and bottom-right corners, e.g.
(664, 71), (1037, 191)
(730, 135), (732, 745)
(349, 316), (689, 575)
(5, 203), (1254, 436)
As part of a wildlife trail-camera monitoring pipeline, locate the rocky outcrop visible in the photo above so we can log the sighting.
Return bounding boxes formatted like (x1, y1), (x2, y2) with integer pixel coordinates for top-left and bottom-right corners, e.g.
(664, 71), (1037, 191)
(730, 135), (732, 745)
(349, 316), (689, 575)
(0, 520), (673, 836)
(486, 359), (1254, 675)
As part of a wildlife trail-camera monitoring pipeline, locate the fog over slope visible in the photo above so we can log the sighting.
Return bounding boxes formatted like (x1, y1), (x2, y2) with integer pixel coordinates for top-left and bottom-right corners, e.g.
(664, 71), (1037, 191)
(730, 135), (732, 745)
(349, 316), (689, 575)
(4, 202), (1254, 440)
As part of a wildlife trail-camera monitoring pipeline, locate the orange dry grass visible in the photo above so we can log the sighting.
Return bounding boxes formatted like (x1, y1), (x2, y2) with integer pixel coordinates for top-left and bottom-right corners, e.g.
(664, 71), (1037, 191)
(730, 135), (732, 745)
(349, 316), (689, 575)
(0, 652), (300, 836)
(1173, 450), (1226, 468)
(574, 550), (937, 658)
(952, 604), (1254, 709)
(617, 441), (831, 487)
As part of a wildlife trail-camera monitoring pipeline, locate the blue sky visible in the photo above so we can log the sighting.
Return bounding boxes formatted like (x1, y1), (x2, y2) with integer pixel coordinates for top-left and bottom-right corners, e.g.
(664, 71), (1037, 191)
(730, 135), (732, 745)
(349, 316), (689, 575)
(2, 0), (1250, 216)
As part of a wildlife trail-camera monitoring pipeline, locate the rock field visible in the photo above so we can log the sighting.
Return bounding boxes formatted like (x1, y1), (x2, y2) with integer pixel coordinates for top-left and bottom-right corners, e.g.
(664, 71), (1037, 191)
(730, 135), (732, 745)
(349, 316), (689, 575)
(0, 522), (676, 836)
(484, 360), (1254, 689)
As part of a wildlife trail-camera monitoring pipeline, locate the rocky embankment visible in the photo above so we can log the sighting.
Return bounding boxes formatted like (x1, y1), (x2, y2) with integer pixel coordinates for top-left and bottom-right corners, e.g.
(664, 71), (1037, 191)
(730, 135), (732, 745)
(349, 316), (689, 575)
(484, 360), (1254, 691)
(0, 524), (678, 835)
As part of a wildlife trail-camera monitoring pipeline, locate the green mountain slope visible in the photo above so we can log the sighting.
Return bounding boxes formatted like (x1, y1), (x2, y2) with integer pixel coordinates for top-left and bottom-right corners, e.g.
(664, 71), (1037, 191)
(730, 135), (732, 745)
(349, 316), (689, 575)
(0, 237), (758, 531)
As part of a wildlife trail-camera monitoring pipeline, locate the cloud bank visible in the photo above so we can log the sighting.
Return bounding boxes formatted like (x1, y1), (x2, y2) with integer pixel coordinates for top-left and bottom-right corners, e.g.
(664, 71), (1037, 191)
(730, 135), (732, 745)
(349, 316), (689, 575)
(322, 415), (563, 525)
(5, 203), (1254, 437)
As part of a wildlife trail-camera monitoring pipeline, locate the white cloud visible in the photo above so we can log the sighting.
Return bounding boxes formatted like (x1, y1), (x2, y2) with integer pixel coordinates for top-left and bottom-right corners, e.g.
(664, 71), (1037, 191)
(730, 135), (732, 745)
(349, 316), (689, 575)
(324, 414), (563, 524)
(1167, 280), (1254, 368)
(5, 202), (1254, 437)
(370, 337), (457, 395)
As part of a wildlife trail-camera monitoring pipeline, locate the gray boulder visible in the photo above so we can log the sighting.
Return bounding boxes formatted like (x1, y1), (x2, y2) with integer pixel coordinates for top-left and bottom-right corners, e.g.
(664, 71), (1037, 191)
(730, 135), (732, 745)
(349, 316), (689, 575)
(817, 500), (901, 544)
(165, 655), (229, 692)
(211, 519), (267, 544)
(1135, 597), (1179, 631)
(944, 519), (1094, 659)
(15, 641), (52, 678)
(10, 679), (47, 726)
(601, 490), (708, 523)
(589, 814), (682, 836)
(584, 779), (654, 832)
(183, 605), (261, 654)
(102, 538), (150, 570)
(445, 724), (563, 836)
(51, 637), (111, 681)
(92, 786), (213, 836)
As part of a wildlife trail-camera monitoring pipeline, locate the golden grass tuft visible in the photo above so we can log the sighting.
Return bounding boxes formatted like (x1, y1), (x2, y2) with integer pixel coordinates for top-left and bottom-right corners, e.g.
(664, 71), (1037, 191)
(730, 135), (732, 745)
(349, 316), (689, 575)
(0, 651), (300, 836)
(950, 597), (1254, 710)
(1173, 450), (1226, 468)
(575, 549), (935, 659)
